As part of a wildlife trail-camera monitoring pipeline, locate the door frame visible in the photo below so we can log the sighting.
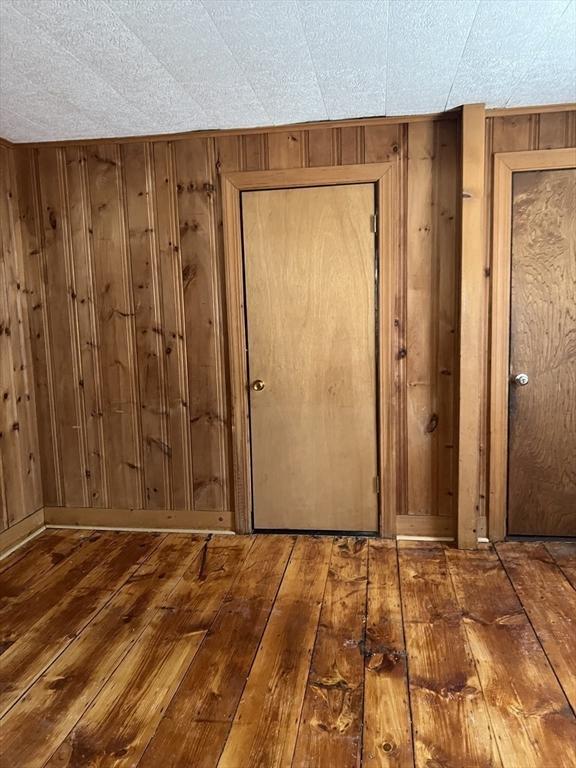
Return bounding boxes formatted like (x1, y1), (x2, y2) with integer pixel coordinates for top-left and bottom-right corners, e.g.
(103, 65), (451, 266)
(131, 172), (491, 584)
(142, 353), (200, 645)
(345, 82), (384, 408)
(489, 147), (576, 540)
(220, 163), (398, 536)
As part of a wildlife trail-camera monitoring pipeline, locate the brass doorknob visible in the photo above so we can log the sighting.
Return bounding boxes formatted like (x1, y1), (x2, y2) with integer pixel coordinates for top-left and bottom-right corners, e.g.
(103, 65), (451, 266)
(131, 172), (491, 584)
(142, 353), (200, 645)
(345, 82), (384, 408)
(251, 379), (265, 392)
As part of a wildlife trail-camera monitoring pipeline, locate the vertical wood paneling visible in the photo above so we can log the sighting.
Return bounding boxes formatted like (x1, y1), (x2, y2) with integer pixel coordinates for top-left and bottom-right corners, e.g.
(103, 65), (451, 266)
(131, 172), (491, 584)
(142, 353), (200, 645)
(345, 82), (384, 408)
(241, 134), (268, 171)
(267, 131), (306, 169)
(0, 145), (43, 530)
(406, 122), (435, 516)
(122, 142), (169, 509)
(340, 126), (364, 165)
(6, 157), (43, 522)
(538, 112), (570, 149)
(396, 124), (409, 519)
(492, 114), (537, 153)
(65, 147), (108, 507)
(64, 147), (107, 507)
(364, 124), (401, 163)
(86, 145), (142, 509)
(216, 135), (242, 174)
(433, 119), (459, 518)
(150, 141), (192, 510)
(6, 111), (573, 536)
(15, 149), (61, 505)
(174, 138), (228, 511)
(307, 127), (337, 167)
(36, 147), (85, 506)
(0, 159), (27, 526)
(10, 115), (468, 535)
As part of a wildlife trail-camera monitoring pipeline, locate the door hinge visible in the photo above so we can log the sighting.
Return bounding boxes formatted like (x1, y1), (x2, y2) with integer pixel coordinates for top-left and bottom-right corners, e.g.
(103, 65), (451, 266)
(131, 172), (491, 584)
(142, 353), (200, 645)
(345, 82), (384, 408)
(370, 213), (378, 233)
(374, 475), (380, 494)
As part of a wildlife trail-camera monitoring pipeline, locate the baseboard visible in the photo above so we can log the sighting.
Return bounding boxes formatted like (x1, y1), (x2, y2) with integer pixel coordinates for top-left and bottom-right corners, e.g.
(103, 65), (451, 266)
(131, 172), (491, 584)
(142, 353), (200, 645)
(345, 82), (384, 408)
(396, 514), (456, 540)
(44, 506), (234, 533)
(0, 508), (46, 558)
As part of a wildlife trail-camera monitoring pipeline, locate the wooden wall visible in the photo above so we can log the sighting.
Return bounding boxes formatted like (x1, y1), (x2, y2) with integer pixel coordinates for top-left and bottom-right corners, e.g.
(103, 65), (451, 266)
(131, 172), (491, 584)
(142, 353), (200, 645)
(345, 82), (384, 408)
(0, 143), (43, 533)
(478, 108), (576, 537)
(3, 107), (574, 538)
(9, 116), (461, 535)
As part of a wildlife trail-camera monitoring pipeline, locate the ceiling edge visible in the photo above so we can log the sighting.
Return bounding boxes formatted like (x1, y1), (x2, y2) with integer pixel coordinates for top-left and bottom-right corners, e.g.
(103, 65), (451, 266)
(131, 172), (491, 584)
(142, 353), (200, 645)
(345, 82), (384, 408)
(3, 103), (575, 149)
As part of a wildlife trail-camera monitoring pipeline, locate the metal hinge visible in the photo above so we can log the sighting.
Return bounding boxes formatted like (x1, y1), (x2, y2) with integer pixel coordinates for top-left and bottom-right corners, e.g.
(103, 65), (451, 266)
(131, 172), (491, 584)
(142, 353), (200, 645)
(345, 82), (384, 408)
(370, 213), (378, 233)
(374, 475), (380, 494)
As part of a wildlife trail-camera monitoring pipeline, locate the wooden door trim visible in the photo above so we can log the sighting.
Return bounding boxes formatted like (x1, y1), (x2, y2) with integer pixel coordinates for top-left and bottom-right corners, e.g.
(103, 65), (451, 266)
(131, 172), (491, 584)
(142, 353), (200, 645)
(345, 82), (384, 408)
(221, 163), (398, 536)
(489, 147), (576, 540)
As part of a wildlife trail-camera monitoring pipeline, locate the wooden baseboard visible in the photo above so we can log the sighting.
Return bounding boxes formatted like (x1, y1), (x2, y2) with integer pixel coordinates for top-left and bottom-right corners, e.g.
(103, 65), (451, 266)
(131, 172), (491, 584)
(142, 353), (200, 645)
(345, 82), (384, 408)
(396, 514), (456, 539)
(44, 506), (234, 533)
(0, 508), (45, 557)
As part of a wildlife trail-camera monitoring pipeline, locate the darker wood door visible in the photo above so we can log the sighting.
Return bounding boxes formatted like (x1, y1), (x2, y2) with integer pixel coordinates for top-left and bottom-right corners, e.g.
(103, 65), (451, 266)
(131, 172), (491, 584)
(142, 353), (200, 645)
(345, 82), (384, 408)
(507, 167), (576, 536)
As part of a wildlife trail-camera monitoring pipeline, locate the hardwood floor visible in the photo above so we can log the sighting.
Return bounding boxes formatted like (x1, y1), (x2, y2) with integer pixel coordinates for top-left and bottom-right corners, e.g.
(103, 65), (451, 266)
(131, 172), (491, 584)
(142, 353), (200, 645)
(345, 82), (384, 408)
(0, 531), (575, 767)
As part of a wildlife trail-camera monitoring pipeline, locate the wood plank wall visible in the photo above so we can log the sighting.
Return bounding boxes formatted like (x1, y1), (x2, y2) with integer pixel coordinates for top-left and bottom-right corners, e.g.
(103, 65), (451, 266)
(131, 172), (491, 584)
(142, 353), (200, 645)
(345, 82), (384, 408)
(0, 144), (43, 533)
(4, 108), (573, 537)
(9, 116), (461, 534)
(478, 109), (576, 537)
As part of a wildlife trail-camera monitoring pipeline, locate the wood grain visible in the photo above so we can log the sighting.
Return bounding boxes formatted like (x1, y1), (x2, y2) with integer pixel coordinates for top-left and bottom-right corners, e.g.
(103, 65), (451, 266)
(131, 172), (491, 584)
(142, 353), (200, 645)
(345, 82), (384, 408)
(217, 536), (332, 767)
(446, 546), (576, 767)
(138, 535), (295, 768)
(2, 530), (576, 766)
(0, 145), (43, 528)
(4, 109), (575, 539)
(457, 103), (486, 549)
(508, 168), (576, 535)
(496, 542), (576, 710)
(8, 114), (465, 538)
(362, 540), (413, 767)
(243, 184), (378, 531)
(0, 527), (91, 596)
(545, 541), (576, 588)
(398, 542), (498, 767)
(0, 533), (205, 766)
(0, 532), (159, 717)
(292, 538), (368, 767)
(485, 113), (576, 540)
(87, 145), (142, 509)
(406, 122), (435, 517)
(44, 535), (253, 768)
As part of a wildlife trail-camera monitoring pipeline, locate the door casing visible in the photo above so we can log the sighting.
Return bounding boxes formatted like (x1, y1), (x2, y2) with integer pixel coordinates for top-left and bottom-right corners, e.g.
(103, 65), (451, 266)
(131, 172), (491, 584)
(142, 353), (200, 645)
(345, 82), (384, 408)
(221, 163), (398, 536)
(489, 147), (576, 540)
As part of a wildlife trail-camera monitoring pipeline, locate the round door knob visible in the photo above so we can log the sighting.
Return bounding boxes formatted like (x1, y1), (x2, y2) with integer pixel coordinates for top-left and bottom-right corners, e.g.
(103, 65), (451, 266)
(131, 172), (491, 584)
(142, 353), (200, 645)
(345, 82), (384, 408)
(513, 373), (529, 386)
(251, 379), (265, 392)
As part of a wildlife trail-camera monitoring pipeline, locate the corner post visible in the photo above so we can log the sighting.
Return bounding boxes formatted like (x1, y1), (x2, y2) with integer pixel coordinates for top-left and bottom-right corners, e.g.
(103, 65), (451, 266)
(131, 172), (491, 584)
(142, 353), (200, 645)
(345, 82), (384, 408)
(457, 104), (486, 549)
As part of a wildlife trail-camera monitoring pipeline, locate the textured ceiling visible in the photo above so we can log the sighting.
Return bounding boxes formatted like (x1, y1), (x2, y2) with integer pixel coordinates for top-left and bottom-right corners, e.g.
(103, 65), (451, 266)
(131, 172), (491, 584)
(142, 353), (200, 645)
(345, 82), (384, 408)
(0, 0), (575, 142)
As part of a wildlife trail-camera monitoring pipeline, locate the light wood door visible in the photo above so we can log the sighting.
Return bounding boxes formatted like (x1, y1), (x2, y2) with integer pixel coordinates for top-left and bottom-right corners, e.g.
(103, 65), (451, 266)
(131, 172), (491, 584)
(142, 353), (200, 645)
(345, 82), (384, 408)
(242, 184), (378, 532)
(508, 168), (576, 536)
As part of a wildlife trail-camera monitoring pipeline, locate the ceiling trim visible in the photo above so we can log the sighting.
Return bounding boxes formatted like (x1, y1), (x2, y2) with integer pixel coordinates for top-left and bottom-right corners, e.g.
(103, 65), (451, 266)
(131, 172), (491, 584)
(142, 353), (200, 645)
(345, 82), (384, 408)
(6, 107), (461, 148)
(486, 102), (576, 117)
(4, 103), (574, 150)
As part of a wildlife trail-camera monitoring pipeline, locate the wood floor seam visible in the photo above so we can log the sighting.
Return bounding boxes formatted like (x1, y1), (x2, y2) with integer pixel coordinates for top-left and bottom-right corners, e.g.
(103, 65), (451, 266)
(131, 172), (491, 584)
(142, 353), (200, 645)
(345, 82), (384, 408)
(393, 541), (417, 768)
(134, 535), (259, 767)
(495, 542), (576, 718)
(0, 533), (168, 721)
(1, 531), (575, 768)
(444, 548), (506, 768)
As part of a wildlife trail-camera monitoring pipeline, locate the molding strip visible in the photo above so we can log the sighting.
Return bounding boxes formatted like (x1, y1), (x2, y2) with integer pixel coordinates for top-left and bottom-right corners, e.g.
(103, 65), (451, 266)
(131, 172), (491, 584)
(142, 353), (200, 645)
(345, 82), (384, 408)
(0, 509), (45, 557)
(44, 505), (233, 532)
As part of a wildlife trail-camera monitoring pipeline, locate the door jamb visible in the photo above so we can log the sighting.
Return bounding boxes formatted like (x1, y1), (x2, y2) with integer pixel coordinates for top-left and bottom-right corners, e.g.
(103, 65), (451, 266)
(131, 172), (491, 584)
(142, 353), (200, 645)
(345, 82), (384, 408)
(489, 147), (576, 540)
(220, 163), (398, 536)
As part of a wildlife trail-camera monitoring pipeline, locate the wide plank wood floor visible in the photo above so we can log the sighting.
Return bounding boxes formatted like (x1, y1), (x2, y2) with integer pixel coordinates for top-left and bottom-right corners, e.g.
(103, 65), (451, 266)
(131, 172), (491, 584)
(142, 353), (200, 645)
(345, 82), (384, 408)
(0, 531), (575, 767)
